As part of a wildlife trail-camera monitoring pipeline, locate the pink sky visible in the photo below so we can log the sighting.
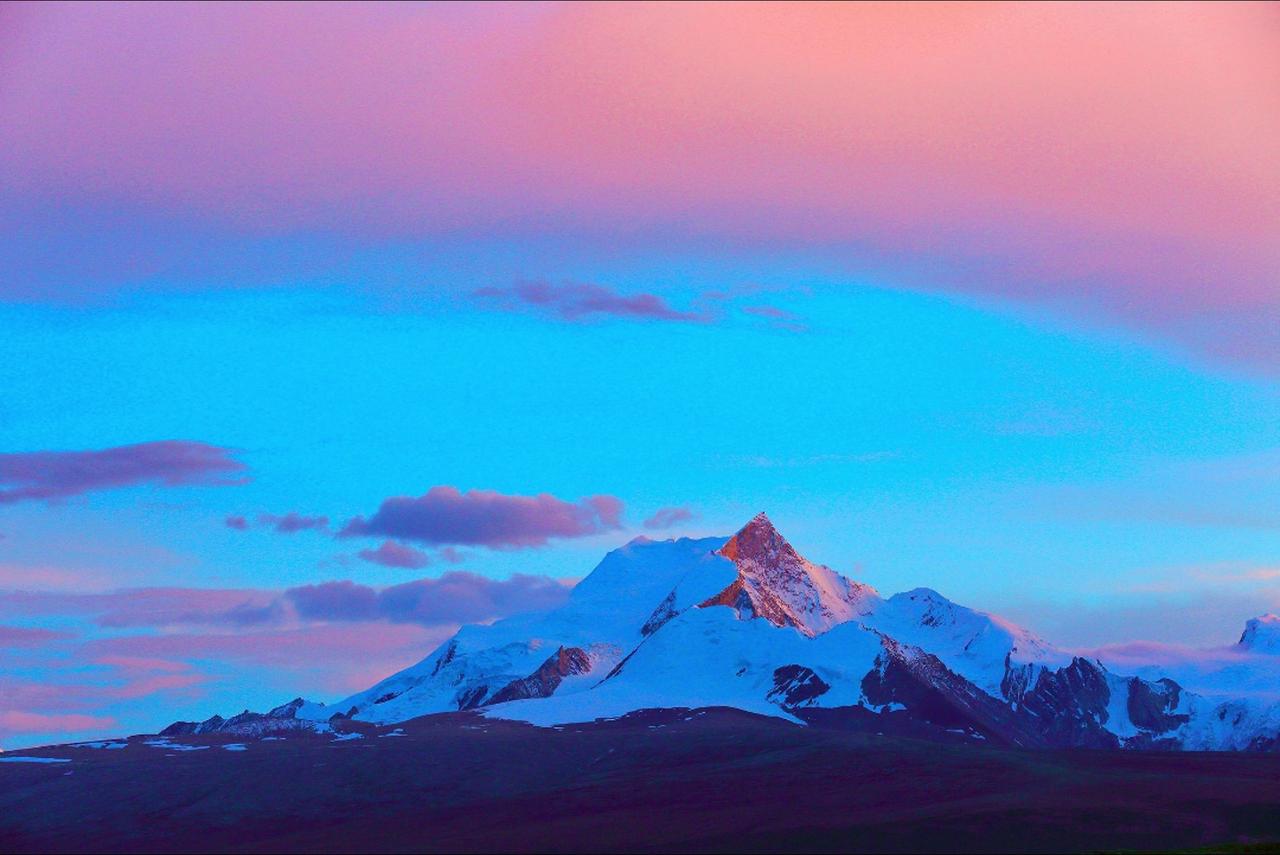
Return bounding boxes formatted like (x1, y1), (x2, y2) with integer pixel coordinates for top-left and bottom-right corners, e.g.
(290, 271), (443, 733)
(2, 2), (1277, 369)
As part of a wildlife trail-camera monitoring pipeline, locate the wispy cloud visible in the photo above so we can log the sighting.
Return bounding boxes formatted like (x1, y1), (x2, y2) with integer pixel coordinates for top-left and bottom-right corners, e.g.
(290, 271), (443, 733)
(0, 711), (116, 737)
(259, 512), (329, 534)
(740, 304), (807, 333)
(0, 441), (245, 504)
(0, 625), (69, 647)
(473, 281), (707, 324)
(643, 506), (697, 531)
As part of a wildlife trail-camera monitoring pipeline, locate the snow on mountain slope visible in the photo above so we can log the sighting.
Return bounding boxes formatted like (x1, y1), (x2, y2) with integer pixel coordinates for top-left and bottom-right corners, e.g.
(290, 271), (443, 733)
(1083, 616), (1280, 702)
(1239, 614), (1280, 655)
(333, 535), (738, 724)
(491, 605), (885, 727)
(858, 587), (1067, 699)
(699, 512), (878, 637)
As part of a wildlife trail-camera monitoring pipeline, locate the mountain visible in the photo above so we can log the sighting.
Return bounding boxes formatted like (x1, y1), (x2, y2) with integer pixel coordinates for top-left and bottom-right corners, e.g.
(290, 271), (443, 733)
(166, 514), (1280, 752)
(698, 511), (877, 636)
(1239, 614), (1280, 655)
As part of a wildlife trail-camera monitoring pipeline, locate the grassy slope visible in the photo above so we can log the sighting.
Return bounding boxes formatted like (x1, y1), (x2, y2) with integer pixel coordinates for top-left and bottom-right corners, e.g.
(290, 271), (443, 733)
(1, 708), (1278, 854)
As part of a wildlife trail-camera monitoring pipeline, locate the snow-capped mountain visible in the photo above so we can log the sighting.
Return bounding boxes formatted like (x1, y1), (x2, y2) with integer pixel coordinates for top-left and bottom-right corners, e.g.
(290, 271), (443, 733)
(1239, 614), (1280, 655)
(166, 514), (1280, 752)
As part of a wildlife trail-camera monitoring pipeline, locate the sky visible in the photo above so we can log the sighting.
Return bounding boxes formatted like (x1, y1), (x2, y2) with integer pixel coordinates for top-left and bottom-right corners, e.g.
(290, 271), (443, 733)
(1, 1), (1278, 750)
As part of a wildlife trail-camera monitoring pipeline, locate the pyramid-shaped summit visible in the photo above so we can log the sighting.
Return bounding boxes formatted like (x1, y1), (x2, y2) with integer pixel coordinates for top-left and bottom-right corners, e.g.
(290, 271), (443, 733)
(701, 512), (878, 637)
(719, 512), (794, 565)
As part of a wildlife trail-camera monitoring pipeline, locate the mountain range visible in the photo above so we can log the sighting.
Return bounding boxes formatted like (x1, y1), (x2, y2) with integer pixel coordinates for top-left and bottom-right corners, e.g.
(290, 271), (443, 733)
(164, 513), (1280, 752)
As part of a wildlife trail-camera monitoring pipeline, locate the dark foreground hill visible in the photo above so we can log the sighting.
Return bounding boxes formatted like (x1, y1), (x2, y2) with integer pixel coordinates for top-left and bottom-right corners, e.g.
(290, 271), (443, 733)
(2, 708), (1279, 854)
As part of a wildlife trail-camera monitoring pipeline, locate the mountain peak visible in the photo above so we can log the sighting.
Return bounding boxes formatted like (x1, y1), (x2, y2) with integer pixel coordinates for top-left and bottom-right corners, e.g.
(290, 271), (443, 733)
(1239, 614), (1280, 654)
(704, 512), (876, 637)
(720, 512), (792, 565)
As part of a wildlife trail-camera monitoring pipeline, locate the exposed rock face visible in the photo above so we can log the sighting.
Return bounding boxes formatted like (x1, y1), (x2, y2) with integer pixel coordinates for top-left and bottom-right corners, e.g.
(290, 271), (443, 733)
(1005, 657), (1118, 749)
(861, 636), (1041, 747)
(1127, 677), (1189, 734)
(488, 646), (593, 705)
(455, 685), (492, 711)
(700, 512), (876, 637)
(641, 590), (679, 637)
(431, 640), (458, 675)
(161, 697), (321, 737)
(767, 665), (831, 707)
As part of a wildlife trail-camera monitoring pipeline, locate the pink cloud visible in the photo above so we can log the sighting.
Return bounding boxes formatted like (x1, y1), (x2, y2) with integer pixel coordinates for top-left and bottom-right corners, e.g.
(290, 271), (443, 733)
(474, 281), (706, 323)
(0, 656), (204, 745)
(643, 506), (697, 530)
(2, 571), (574, 631)
(340, 486), (624, 548)
(224, 514), (249, 530)
(0, 710), (116, 736)
(0, 625), (68, 647)
(358, 540), (430, 570)
(0, 571), (575, 746)
(0, 587), (280, 629)
(83, 623), (449, 687)
(1077, 640), (1250, 669)
(0, 441), (245, 504)
(1, 4), (1276, 368)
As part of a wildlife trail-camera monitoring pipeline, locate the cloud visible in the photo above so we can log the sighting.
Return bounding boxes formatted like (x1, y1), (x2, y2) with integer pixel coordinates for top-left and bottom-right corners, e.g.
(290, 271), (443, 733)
(259, 512), (329, 534)
(1, 4), (1276, 369)
(285, 580), (379, 622)
(740, 305), (807, 333)
(224, 512), (331, 534)
(0, 441), (245, 504)
(88, 656), (207, 700)
(0, 587), (281, 629)
(2, 569), (575, 632)
(474, 281), (706, 324)
(0, 625), (68, 647)
(643, 506), (696, 530)
(339, 486), (624, 548)
(0, 571), (574, 747)
(285, 572), (573, 626)
(84, 623), (450, 682)
(0, 562), (118, 593)
(357, 540), (430, 569)
(0, 711), (116, 737)
(0, 657), (203, 745)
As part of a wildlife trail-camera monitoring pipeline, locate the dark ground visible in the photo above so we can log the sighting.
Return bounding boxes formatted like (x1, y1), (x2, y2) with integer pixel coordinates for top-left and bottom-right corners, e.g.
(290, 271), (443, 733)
(2, 707), (1278, 854)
